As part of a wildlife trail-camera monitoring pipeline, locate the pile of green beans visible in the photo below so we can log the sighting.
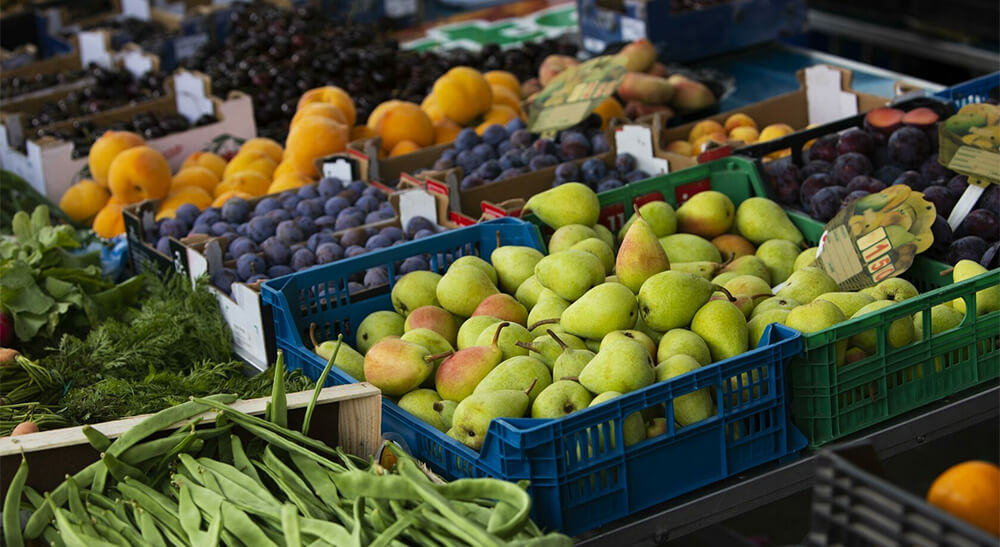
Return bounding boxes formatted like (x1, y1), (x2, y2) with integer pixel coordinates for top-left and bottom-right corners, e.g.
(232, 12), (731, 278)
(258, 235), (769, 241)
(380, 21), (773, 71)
(2, 347), (573, 547)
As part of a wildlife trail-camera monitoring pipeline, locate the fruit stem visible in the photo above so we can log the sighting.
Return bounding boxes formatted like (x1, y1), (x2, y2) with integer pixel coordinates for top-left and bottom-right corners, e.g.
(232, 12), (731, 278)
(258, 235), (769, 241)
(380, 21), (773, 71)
(515, 341), (537, 352)
(713, 286), (737, 302)
(559, 376), (579, 382)
(492, 323), (509, 347)
(309, 323), (320, 348)
(525, 377), (538, 395)
(939, 267), (954, 277)
(750, 293), (773, 300)
(527, 318), (560, 332)
(546, 329), (568, 349)
(425, 351), (454, 363)
(496, 230), (501, 249)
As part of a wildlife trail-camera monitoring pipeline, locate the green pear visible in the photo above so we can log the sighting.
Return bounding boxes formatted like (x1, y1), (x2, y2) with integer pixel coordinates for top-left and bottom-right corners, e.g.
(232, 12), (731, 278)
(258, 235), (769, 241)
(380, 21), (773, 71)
(691, 300), (748, 362)
(593, 223), (616, 250)
(747, 309), (789, 348)
(456, 315), (502, 349)
(549, 224), (598, 253)
(750, 296), (800, 318)
(491, 246), (545, 294)
(657, 328), (711, 365)
(601, 330), (656, 359)
(433, 400), (458, 429)
(531, 380), (593, 418)
(671, 261), (721, 280)
(571, 238), (616, 275)
(794, 247), (818, 272)
(845, 347), (868, 366)
(616, 212), (671, 293)
(711, 272), (740, 286)
(391, 271), (442, 315)
(451, 386), (532, 449)
(400, 329), (453, 387)
(634, 313), (665, 345)
(723, 275), (773, 311)
(646, 417), (668, 438)
(676, 190), (734, 238)
(860, 277), (919, 303)
(850, 300), (914, 353)
(815, 292), (875, 318)
(777, 267), (838, 304)
(755, 239), (800, 285)
(398, 389), (446, 432)
(474, 356), (552, 403)
(785, 300), (846, 365)
(719, 255), (772, 285)
(471, 293), (528, 325)
(437, 265), (499, 317)
(356, 310), (404, 354)
(588, 392), (646, 446)
(561, 282), (638, 340)
(619, 200), (677, 240)
(514, 275), (545, 310)
(659, 233), (722, 263)
(535, 250), (605, 301)
(579, 339), (655, 394)
(519, 331), (587, 369)
(524, 182), (599, 228)
(912, 304), (964, 341)
(734, 197), (804, 245)
(549, 330), (596, 380)
(436, 323), (508, 401)
(363, 338), (436, 395)
(638, 271), (717, 331)
(584, 338), (601, 353)
(526, 290), (569, 337)
(451, 255), (498, 286)
(312, 328), (367, 381)
(476, 321), (534, 360)
(655, 354), (715, 427)
(403, 305), (459, 347)
(950, 259), (999, 315)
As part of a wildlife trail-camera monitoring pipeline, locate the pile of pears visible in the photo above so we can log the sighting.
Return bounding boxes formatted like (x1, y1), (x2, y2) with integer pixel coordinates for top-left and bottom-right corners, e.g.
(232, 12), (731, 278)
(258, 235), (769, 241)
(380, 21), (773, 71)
(310, 182), (999, 452)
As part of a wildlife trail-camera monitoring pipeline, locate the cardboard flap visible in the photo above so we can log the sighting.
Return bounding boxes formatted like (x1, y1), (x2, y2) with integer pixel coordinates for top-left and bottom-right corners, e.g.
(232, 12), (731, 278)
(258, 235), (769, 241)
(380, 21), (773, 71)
(118, 42), (158, 78)
(170, 69), (217, 123)
(794, 64), (856, 93)
(78, 30), (114, 69)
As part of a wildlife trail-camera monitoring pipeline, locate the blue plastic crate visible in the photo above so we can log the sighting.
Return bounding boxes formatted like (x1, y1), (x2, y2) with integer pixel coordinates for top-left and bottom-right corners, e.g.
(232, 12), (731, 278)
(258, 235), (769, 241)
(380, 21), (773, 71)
(934, 72), (999, 108)
(261, 217), (808, 535)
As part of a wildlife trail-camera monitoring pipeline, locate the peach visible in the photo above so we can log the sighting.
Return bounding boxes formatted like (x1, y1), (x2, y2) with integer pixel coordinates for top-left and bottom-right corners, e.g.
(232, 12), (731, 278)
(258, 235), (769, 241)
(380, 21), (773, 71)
(171, 166), (219, 194)
(476, 104), (521, 134)
(273, 160), (309, 180)
(647, 62), (669, 78)
(267, 173), (312, 194)
(434, 118), (462, 145)
(239, 137), (283, 164)
(728, 126), (760, 144)
(223, 151), (277, 181)
(538, 55), (579, 87)
(215, 170), (270, 197)
(490, 84), (524, 115)
(593, 97), (625, 129)
(88, 131), (145, 187)
(292, 102), (347, 129)
(667, 74), (716, 111)
(368, 100), (404, 130)
(691, 132), (728, 154)
(161, 185), (213, 211)
(92, 197), (126, 238)
(624, 101), (673, 120)
(433, 67), (492, 125)
(758, 123), (794, 142)
(616, 38), (657, 72)
(618, 72), (674, 105)
(107, 146), (171, 204)
(212, 190), (254, 208)
(665, 140), (693, 156)
(296, 86), (356, 127)
(59, 179), (109, 222)
(284, 115), (349, 177)
(389, 140), (422, 157)
(724, 113), (757, 132)
(181, 151), (226, 180)
(420, 95), (446, 124)
(374, 101), (434, 152)
(688, 120), (726, 143)
(484, 70), (521, 97)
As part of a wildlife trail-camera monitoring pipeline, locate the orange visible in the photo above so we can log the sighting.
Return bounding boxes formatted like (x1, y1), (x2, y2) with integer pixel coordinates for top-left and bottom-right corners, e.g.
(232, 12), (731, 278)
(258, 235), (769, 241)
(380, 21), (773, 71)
(688, 120), (725, 144)
(59, 179), (109, 222)
(592, 97), (625, 130)
(927, 461), (999, 536)
(292, 103), (347, 129)
(211, 190), (254, 208)
(239, 137), (284, 163)
(284, 116), (349, 177)
(432, 67), (492, 125)
(434, 119), (462, 145)
(215, 170), (270, 197)
(222, 150), (277, 181)
(88, 131), (144, 187)
(267, 173), (312, 194)
(107, 146), (172, 204)
(171, 166), (219, 194)
(181, 151), (227, 180)
(297, 86), (356, 127)
(92, 197), (126, 238)
(389, 140), (421, 157)
(484, 70), (521, 97)
(161, 185), (213, 211)
(490, 85), (524, 116)
(374, 101), (434, 152)
(476, 104), (521, 134)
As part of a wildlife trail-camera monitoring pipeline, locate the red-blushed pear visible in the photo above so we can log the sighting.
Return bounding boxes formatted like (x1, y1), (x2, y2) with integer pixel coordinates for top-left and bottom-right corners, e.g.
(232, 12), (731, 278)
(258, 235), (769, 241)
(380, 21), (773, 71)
(436, 323), (509, 402)
(472, 294), (528, 325)
(404, 305), (458, 346)
(616, 206), (670, 294)
(364, 338), (452, 396)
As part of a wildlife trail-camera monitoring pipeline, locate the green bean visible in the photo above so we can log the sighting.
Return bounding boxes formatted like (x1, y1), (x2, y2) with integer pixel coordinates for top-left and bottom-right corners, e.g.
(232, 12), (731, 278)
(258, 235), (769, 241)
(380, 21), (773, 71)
(83, 490), (115, 512)
(3, 456), (27, 547)
(253, 459), (328, 520)
(297, 516), (354, 545)
(438, 477), (532, 538)
(398, 460), (502, 547)
(332, 470), (419, 500)
(40, 524), (63, 547)
(350, 495), (366, 545)
(116, 480), (184, 540)
(101, 452), (145, 482)
(303, 336), (342, 436)
(64, 475), (94, 536)
(281, 503), (301, 546)
(507, 533), (576, 546)
(107, 395), (236, 458)
(183, 477), (278, 547)
(193, 457), (281, 510)
(25, 460), (101, 538)
(415, 511), (468, 547)
(370, 502), (421, 547)
(136, 508), (166, 547)
(52, 505), (117, 547)
(228, 435), (261, 484)
(91, 466), (109, 495)
(23, 485), (44, 510)
(306, 539), (337, 547)
(179, 467), (276, 521)
(288, 452), (354, 523)
(269, 351), (288, 428)
(405, 525), (447, 547)
(261, 447), (330, 518)
(82, 425), (113, 452)
(212, 412), (344, 473)
(91, 519), (133, 546)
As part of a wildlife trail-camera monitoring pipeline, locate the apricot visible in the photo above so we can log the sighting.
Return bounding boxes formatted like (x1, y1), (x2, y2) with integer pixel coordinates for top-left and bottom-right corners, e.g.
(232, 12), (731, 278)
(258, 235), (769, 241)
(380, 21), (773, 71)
(216, 170), (270, 197)
(268, 173), (312, 194)
(292, 102), (347, 129)
(367, 100), (403, 130)
(490, 85), (524, 115)
(223, 151), (277, 181)
(296, 86), (356, 127)
(88, 131), (144, 187)
(239, 137), (284, 163)
(759, 123), (794, 142)
(665, 140), (693, 156)
(374, 101), (434, 152)
(434, 118), (462, 145)
(107, 146), (171, 204)
(592, 97), (625, 129)
(181, 151), (226, 180)
(161, 185), (213, 211)
(92, 197), (126, 238)
(285, 114), (349, 177)
(59, 179), (109, 222)
(728, 126), (760, 144)
(420, 95), (446, 124)
(724, 113), (757, 132)
(389, 140), (422, 157)
(212, 190), (254, 208)
(171, 166), (219, 194)
(476, 104), (521, 134)
(351, 125), (376, 141)
(688, 120), (726, 143)
(484, 70), (521, 98)
(432, 67), (492, 125)
(273, 160), (309, 180)
(691, 132), (728, 154)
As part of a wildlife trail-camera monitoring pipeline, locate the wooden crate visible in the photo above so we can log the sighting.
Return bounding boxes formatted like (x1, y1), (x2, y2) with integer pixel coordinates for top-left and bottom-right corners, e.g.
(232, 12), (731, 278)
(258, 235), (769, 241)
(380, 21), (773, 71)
(0, 383), (382, 497)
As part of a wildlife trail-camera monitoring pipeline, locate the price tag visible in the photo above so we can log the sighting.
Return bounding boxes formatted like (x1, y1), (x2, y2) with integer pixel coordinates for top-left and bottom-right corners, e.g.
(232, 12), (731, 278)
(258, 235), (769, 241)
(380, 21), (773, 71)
(528, 55), (628, 134)
(615, 124), (669, 176)
(385, 0), (417, 18)
(121, 0), (152, 20)
(173, 33), (209, 61)
(620, 17), (646, 42)
(947, 183), (986, 230)
(173, 71), (215, 123)
(805, 65), (857, 126)
(121, 49), (155, 78)
(321, 157), (356, 181)
(398, 188), (438, 230)
(79, 31), (113, 68)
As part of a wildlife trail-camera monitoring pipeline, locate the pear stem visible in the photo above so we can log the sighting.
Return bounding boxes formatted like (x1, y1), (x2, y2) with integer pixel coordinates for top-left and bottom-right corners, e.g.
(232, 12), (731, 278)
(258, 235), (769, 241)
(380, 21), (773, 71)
(559, 376), (579, 382)
(546, 329), (568, 349)
(425, 351), (454, 363)
(496, 230), (501, 249)
(939, 267), (954, 277)
(525, 377), (538, 395)
(492, 323), (509, 347)
(750, 293), (773, 300)
(309, 323), (320, 348)
(713, 286), (737, 302)
(515, 341), (537, 352)
(527, 318), (560, 332)
(719, 255), (734, 269)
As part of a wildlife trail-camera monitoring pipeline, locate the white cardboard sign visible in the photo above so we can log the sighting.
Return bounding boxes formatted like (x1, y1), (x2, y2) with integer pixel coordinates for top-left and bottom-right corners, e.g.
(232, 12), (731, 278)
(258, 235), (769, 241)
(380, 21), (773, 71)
(78, 31), (113, 69)
(615, 124), (669, 176)
(398, 188), (439, 229)
(173, 71), (214, 123)
(121, 0), (152, 20)
(806, 65), (858, 126)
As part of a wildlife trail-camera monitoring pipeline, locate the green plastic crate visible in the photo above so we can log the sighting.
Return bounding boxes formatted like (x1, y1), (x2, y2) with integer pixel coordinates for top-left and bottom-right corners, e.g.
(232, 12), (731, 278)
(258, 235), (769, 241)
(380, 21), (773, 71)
(523, 156), (1000, 447)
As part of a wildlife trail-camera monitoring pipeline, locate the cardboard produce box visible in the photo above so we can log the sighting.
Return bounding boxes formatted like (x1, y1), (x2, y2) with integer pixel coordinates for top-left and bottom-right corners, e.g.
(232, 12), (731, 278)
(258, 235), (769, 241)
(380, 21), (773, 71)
(0, 70), (256, 202)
